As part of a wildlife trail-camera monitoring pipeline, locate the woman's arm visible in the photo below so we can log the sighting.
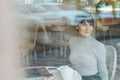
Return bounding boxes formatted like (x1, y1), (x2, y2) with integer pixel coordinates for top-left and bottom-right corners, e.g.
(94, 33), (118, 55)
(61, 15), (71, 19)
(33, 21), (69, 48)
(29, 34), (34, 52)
(96, 43), (108, 80)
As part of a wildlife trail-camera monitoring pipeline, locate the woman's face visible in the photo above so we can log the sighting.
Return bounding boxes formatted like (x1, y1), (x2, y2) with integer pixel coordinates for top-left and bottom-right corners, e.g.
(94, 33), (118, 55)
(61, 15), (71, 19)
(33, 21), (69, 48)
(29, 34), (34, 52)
(76, 21), (93, 37)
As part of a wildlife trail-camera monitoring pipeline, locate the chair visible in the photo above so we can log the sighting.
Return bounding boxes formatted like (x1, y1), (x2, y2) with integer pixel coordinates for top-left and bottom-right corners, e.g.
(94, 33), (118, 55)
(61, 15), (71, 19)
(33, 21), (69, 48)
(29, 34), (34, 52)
(106, 45), (117, 80)
(117, 42), (120, 52)
(18, 26), (38, 66)
(16, 19), (39, 66)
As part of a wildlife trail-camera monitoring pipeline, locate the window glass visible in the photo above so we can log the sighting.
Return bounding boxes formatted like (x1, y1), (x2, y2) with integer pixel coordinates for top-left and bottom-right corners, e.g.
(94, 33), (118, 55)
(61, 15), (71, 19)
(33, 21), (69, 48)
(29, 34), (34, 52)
(13, 0), (120, 80)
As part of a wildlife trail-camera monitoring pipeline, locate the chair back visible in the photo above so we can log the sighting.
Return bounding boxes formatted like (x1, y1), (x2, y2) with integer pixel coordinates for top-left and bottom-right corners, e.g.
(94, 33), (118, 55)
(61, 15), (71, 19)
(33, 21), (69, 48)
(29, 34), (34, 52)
(106, 46), (117, 80)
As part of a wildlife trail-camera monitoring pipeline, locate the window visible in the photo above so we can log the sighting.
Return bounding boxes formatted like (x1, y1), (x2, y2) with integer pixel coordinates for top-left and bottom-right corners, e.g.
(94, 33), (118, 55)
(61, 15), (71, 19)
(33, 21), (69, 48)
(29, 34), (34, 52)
(14, 0), (63, 4)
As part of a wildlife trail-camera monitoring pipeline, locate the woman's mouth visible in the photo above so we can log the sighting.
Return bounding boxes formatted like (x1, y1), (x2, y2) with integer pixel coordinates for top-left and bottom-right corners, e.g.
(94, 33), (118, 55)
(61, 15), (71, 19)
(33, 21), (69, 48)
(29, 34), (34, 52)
(84, 32), (89, 34)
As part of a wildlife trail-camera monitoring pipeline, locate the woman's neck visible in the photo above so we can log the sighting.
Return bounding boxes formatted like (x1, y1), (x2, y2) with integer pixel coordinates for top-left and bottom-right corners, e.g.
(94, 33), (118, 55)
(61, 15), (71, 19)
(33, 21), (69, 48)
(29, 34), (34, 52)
(78, 35), (90, 38)
(78, 35), (91, 41)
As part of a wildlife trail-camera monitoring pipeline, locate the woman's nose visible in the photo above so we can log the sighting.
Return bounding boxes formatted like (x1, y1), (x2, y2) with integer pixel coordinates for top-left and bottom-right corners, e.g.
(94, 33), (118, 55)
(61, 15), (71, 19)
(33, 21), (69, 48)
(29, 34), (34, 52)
(86, 26), (90, 30)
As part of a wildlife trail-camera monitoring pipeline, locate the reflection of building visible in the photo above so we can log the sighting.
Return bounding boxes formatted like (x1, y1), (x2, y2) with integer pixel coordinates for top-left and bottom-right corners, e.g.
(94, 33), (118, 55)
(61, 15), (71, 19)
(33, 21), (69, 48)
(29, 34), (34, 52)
(14, 0), (120, 62)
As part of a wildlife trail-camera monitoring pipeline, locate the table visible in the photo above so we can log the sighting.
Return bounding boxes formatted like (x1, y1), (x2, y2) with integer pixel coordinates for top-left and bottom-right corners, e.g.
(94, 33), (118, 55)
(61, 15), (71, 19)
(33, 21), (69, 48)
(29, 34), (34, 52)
(18, 66), (63, 80)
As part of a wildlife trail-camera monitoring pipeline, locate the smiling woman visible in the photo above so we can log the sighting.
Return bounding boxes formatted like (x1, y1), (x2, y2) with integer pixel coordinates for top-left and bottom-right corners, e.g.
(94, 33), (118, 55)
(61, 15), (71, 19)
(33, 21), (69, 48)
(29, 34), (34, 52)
(66, 13), (109, 80)
(76, 20), (93, 36)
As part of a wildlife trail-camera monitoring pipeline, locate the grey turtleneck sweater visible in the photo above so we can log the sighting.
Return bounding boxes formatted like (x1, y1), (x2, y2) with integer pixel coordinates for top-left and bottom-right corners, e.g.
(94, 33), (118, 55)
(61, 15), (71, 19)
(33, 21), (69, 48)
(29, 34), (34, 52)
(69, 36), (108, 80)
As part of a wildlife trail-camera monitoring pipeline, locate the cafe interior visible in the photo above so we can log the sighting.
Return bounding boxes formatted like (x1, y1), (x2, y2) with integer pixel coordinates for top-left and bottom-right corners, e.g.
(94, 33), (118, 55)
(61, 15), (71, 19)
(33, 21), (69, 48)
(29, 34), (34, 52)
(11, 0), (120, 80)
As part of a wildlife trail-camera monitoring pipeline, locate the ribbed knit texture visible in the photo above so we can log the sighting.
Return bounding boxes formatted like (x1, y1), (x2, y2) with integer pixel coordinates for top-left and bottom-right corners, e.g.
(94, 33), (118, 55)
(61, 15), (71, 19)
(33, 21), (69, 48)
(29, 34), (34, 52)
(69, 36), (108, 80)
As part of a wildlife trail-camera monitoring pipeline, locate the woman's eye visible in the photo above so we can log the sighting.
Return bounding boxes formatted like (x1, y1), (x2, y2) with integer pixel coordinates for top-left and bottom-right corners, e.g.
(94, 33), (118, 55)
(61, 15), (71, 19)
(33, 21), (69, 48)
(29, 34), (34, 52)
(81, 24), (92, 27)
(81, 24), (87, 26)
(80, 23), (85, 26)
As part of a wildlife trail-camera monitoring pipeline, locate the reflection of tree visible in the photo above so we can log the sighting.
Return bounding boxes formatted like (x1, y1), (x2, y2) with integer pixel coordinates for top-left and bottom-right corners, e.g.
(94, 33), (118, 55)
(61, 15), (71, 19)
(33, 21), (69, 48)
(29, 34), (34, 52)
(96, 1), (109, 8)
(96, 0), (117, 17)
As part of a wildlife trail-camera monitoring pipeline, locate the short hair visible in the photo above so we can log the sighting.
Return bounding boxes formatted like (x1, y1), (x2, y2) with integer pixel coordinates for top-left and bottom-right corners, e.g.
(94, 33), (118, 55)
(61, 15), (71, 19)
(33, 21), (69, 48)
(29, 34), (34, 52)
(75, 12), (94, 27)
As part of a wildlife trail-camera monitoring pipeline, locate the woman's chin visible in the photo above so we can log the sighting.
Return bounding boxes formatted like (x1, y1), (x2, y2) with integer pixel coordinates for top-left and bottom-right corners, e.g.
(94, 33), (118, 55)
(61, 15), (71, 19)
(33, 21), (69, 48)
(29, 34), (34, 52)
(80, 34), (90, 37)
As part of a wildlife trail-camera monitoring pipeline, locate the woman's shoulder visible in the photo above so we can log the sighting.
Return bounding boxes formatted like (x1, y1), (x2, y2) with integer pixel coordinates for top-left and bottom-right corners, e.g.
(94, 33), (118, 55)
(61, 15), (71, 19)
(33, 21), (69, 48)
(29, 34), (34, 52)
(90, 38), (106, 54)
(90, 37), (105, 47)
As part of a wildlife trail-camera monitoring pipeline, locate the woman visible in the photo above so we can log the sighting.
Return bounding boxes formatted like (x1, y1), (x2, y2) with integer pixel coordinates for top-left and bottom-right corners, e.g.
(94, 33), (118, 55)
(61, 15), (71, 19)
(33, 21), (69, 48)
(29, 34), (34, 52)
(53, 13), (108, 80)
(68, 14), (108, 80)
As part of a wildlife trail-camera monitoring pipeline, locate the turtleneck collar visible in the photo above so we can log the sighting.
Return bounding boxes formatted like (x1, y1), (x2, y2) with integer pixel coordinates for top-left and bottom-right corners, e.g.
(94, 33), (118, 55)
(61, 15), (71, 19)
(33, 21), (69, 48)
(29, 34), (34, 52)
(78, 36), (91, 42)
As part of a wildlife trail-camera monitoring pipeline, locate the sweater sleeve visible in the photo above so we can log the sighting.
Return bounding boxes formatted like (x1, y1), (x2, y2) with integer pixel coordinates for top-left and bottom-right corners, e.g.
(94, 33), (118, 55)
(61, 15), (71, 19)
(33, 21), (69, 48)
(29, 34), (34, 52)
(96, 43), (108, 80)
